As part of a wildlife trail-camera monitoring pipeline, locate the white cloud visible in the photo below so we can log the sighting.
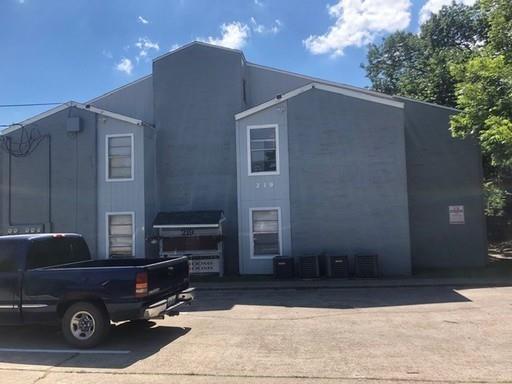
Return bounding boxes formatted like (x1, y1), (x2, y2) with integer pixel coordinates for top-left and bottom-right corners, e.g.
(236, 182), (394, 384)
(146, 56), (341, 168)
(199, 21), (250, 49)
(419, 0), (476, 24)
(304, 0), (412, 57)
(102, 49), (113, 59)
(135, 37), (160, 57)
(250, 17), (282, 35)
(254, 0), (264, 6)
(170, 43), (181, 51)
(137, 16), (149, 24)
(115, 58), (133, 75)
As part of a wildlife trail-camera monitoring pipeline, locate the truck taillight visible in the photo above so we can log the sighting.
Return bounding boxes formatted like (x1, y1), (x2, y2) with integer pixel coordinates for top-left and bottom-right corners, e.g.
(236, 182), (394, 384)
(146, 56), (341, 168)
(135, 272), (148, 297)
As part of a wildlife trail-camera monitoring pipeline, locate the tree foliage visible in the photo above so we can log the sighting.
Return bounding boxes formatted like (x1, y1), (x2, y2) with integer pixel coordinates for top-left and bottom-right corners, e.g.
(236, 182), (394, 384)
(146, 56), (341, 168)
(450, 54), (512, 168)
(449, 0), (512, 171)
(363, 2), (486, 107)
(363, 0), (512, 215)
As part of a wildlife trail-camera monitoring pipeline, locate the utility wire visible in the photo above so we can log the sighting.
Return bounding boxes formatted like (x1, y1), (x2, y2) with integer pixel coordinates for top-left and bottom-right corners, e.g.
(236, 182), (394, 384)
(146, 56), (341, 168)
(0, 102), (66, 126)
(0, 102), (64, 108)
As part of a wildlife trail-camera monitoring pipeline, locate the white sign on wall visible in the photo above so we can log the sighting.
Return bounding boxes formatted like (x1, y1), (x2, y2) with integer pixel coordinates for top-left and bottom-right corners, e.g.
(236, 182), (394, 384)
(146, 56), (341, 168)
(449, 205), (465, 224)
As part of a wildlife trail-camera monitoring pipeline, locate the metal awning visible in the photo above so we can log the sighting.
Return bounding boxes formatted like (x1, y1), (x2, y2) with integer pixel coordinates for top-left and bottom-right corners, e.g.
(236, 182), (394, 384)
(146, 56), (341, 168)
(153, 210), (225, 229)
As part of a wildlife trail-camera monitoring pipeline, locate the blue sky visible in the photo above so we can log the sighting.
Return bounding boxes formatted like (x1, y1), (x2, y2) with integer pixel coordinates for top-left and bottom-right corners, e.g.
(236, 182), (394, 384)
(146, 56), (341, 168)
(0, 0), (471, 125)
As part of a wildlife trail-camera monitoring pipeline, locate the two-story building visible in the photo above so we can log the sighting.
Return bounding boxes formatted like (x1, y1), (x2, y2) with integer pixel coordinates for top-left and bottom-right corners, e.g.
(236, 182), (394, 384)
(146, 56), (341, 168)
(0, 41), (488, 276)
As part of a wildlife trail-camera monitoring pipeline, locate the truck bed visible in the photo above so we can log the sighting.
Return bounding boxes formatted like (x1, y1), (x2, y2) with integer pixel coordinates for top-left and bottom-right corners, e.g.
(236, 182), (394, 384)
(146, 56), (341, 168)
(22, 256), (190, 322)
(0, 234), (194, 347)
(42, 257), (185, 269)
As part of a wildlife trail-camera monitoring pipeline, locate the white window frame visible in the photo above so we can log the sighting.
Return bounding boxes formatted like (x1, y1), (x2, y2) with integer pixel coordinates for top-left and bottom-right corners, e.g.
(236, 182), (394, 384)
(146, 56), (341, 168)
(105, 133), (134, 182)
(106, 211), (135, 258)
(249, 207), (282, 259)
(247, 124), (280, 176)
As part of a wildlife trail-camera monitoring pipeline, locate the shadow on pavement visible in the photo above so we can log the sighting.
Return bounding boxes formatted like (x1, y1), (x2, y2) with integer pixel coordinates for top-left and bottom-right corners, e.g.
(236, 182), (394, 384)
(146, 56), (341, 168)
(0, 321), (190, 368)
(182, 286), (473, 312)
(0, 286), (474, 369)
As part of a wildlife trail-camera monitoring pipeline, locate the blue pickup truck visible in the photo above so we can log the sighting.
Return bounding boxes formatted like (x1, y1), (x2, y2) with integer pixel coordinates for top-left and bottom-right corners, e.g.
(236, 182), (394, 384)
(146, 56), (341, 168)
(0, 233), (194, 348)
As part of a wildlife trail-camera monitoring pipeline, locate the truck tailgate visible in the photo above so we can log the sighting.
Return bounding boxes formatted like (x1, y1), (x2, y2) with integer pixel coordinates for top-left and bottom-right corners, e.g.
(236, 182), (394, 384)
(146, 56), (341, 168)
(145, 257), (189, 296)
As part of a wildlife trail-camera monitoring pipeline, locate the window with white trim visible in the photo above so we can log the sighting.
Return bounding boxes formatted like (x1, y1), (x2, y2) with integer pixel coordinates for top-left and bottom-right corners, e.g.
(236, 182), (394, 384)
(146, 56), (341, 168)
(107, 213), (134, 257)
(251, 209), (280, 256)
(248, 125), (278, 175)
(107, 134), (133, 181)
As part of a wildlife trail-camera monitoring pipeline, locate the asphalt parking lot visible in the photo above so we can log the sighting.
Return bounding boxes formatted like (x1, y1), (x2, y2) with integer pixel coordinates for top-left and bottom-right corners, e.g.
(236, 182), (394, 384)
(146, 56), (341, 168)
(1, 285), (512, 383)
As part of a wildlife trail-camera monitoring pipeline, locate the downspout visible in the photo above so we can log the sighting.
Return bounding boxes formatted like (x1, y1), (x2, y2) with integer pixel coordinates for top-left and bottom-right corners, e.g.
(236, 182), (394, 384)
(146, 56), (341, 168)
(7, 137), (11, 226)
(48, 135), (52, 230)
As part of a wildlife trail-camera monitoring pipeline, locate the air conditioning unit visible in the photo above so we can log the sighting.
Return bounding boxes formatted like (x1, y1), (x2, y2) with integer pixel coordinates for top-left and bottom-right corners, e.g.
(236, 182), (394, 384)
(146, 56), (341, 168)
(299, 255), (319, 278)
(273, 256), (294, 279)
(355, 254), (379, 278)
(325, 255), (349, 278)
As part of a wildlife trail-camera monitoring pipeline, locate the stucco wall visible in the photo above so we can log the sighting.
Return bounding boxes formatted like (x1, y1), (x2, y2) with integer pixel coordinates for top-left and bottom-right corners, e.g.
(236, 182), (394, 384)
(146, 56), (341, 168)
(96, 117), (146, 259)
(0, 107), (98, 253)
(246, 64), (310, 107)
(287, 89), (411, 276)
(90, 75), (154, 124)
(144, 125), (159, 258)
(401, 98), (487, 269)
(236, 104), (292, 274)
(153, 43), (245, 275)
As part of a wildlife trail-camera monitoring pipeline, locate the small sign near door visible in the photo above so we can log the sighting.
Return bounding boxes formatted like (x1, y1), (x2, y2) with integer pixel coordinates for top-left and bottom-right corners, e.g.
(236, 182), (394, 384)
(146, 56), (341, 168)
(449, 205), (465, 224)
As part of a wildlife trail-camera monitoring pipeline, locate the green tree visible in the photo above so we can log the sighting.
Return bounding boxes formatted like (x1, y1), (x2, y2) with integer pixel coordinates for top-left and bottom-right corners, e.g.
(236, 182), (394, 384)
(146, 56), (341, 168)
(364, 32), (426, 97)
(449, 0), (512, 215)
(450, 54), (512, 168)
(363, 2), (485, 107)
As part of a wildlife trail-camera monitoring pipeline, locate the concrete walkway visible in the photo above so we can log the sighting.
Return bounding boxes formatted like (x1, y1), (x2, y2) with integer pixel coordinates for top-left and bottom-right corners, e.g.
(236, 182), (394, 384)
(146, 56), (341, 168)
(192, 275), (512, 290)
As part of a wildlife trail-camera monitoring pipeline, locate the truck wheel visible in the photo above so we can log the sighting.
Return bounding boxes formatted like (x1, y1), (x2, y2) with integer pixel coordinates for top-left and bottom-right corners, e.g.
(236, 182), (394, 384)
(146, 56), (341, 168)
(62, 302), (110, 348)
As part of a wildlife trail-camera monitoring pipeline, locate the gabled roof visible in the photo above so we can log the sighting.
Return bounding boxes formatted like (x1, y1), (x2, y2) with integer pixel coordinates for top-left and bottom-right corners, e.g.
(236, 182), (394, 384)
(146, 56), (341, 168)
(245, 61), (397, 103)
(153, 210), (225, 228)
(1, 101), (152, 136)
(235, 82), (405, 120)
(87, 74), (152, 104)
(154, 41), (246, 63)
(81, 41), (453, 125)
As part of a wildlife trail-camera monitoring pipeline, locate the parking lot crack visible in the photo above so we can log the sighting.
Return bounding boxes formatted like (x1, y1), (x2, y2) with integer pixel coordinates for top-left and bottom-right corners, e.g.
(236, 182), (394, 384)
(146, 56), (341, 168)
(31, 353), (79, 384)
(2, 367), (512, 384)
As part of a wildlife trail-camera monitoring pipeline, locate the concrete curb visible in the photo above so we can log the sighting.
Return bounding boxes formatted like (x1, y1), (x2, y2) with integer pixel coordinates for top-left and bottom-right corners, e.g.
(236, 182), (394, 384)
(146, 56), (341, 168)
(193, 278), (512, 291)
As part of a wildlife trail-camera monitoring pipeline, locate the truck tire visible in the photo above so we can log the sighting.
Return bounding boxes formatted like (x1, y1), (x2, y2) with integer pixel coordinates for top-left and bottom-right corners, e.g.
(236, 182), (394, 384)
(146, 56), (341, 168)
(62, 302), (110, 348)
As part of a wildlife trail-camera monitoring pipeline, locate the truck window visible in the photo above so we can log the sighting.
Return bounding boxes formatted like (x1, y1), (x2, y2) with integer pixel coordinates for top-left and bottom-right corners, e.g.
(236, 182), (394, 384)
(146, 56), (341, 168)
(0, 242), (19, 272)
(70, 238), (91, 262)
(26, 237), (90, 269)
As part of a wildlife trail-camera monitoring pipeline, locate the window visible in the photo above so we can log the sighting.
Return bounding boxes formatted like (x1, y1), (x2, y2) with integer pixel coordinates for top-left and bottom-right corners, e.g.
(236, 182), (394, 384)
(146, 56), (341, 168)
(26, 237), (91, 269)
(248, 125), (279, 175)
(0, 242), (19, 272)
(107, 213), (134, 258)
(106, 134), (133, 181)
(251, 208), (281, 257)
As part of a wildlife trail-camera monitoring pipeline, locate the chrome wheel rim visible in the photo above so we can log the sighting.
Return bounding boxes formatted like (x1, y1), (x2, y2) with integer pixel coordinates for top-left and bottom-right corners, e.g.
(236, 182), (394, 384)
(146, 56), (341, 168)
(70, 311), (96, 340)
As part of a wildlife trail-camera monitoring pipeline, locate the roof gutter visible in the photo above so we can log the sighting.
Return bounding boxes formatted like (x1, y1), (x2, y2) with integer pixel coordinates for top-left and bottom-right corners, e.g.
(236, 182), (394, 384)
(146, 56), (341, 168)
(235, 82), (404, 121)
(1, 101), (153, 136)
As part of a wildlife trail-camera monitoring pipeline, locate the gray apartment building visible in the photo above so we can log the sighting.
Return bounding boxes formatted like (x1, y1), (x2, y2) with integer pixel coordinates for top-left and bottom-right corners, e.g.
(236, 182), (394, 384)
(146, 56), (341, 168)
(0, 41), (488, 276)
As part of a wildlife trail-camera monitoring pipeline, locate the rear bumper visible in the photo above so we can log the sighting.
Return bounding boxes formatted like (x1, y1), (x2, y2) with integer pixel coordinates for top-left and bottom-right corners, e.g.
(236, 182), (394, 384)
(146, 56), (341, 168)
(143, 288), (195, 320)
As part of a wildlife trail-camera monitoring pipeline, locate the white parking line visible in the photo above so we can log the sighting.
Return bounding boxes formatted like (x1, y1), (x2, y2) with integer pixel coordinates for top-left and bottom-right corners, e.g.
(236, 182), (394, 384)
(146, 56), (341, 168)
(0, 348), (130, 354)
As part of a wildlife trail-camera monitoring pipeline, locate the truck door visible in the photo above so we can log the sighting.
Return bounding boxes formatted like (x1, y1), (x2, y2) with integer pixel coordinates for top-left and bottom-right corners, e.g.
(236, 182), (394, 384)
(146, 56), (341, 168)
(0, 241), (22, 324)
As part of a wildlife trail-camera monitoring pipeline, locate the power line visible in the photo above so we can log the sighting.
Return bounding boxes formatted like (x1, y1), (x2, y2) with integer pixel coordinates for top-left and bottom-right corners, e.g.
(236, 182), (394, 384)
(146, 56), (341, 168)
(0, 102), (64, 108)
(0, 102), (66, 127)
